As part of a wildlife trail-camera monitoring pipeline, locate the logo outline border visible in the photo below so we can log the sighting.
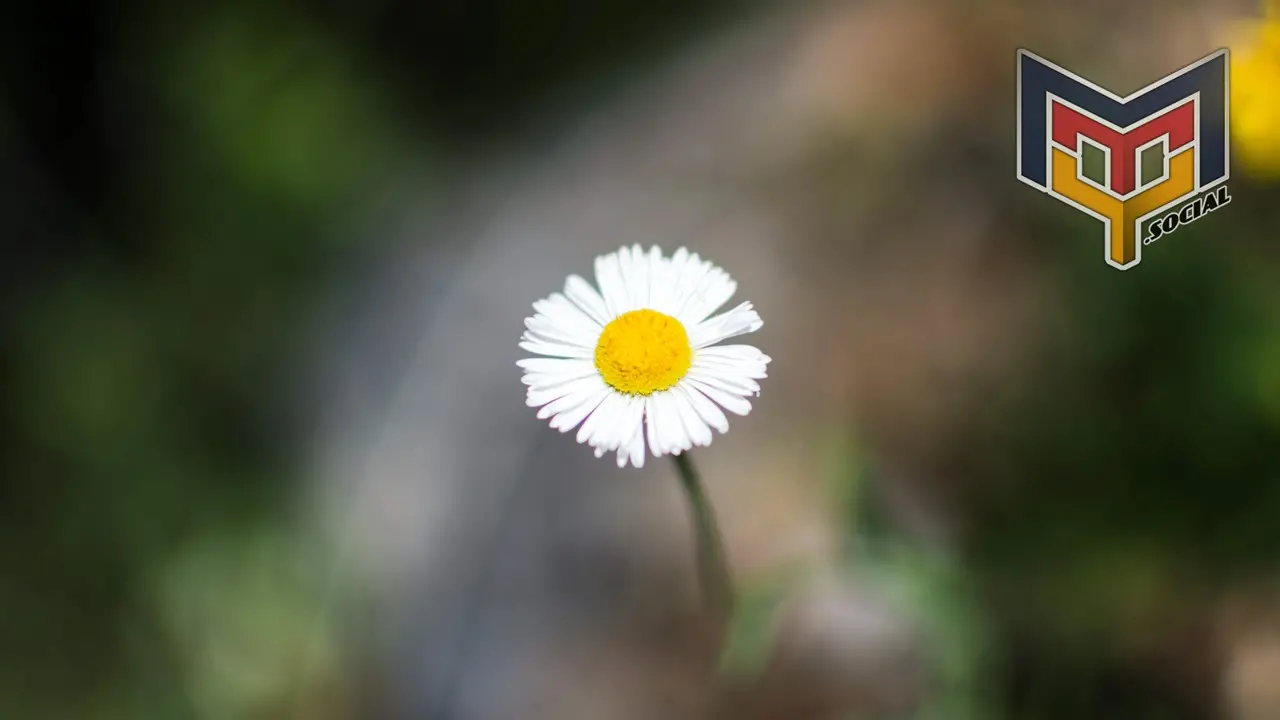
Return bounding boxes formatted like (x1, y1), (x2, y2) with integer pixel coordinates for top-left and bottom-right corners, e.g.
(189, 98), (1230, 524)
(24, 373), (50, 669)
(1015, 47), (1231, 270)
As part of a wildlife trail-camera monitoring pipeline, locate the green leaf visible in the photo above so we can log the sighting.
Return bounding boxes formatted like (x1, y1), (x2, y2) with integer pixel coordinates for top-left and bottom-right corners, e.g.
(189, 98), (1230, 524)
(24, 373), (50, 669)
(717, 567), (806, 678)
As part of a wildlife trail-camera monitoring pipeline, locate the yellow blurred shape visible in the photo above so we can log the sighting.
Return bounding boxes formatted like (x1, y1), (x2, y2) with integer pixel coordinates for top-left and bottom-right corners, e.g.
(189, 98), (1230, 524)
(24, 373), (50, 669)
(1230, 9), (1280, 176)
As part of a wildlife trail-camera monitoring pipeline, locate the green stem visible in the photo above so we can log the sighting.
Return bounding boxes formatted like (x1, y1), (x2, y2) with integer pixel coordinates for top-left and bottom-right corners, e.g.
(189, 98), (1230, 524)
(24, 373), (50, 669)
(672, 452), (734, 616)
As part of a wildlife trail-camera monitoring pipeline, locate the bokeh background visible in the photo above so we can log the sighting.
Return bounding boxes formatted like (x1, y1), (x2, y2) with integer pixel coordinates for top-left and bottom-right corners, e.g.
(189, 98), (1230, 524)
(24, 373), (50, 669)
(4, 0), (1280, 718)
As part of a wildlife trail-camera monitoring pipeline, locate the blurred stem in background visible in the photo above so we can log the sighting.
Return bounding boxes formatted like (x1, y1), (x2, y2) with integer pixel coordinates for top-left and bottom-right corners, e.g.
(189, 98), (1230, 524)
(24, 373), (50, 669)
(673, 453), (734, 617)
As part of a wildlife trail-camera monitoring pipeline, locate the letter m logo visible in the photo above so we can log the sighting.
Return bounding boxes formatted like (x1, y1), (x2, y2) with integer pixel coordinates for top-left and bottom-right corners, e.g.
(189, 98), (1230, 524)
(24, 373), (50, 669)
(1016, 49), (1229, 269)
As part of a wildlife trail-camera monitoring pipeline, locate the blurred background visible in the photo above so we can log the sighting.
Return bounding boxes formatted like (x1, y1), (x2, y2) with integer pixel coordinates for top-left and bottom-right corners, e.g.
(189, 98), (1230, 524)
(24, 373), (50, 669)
(4, 0), (1280, 718)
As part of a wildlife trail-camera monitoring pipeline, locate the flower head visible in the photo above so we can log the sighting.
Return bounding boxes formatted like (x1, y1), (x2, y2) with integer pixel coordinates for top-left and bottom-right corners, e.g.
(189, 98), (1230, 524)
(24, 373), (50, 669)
(1230, 4), (1280, 175)
(519, 245), (770, 468)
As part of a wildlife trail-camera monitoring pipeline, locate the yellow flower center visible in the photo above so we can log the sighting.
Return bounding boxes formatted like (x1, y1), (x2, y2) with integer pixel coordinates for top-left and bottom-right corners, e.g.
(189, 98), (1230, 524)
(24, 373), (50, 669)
(594, 309), (693, 395)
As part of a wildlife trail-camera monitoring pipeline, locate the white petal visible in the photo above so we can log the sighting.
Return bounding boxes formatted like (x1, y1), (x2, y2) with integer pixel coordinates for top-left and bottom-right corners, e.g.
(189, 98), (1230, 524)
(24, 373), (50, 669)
(653, 249), (687, 316)
(547, 386), (606, 425)
(694, 345), (771, 367)
(654, 391), (694, 455)
(518, 357), (592, 373)
(669, 254), (713, 321)
(520, 356), (598, 383)
(644, 396), (663, 457)
(616, 245), (637, 311)
(546, 385), (609, 431)
(676, 382), (730, 434)
(689, 368), (760, 397)
(563, 275), (610, 327)
(687, 377), (753, 416)
(532, 293), (601, 334)
(524, 315), (597, 349)
(591, 396), (626, 451)
(524, 300), (599, 352)
(646, 393), (670, 456)
(672, 388), (713, 447)
(619, 243), (652, 310)
(519, 360), (599, 393)
(680, 269), (737, 326)
(594, 250), (629, 318)
(691, 349), (770, 390)
(601, 395), (643, 454)
(666, 247), (689, 284)
(536, 389), (583, 419)
(576, 391), (626, 446)
(689, 359), (768, 382)
(526, 374), (604, 407)
(614, 401), (644, 468)
(627, 245), (648, 307)
(520, 330), (592, 356)
(539, 386), (592, 421)
(519, 338), (594, 359)
(626, 418), (646, 468)
(522, 366), (599, 389)
(646, 249), (678, 315)
(689, 302), (763, 348)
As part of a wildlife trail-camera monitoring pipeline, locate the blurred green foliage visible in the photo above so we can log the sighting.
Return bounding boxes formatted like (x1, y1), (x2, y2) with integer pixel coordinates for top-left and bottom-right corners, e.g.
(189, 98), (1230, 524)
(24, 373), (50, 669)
(0, 8), (391, 715)
(2, 0), (746, 716)
(836, 174), (1280, 719)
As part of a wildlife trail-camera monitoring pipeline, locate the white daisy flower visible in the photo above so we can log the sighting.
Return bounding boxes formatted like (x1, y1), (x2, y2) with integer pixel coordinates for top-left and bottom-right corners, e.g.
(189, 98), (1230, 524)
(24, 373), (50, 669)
(518, 245), (770, 468)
